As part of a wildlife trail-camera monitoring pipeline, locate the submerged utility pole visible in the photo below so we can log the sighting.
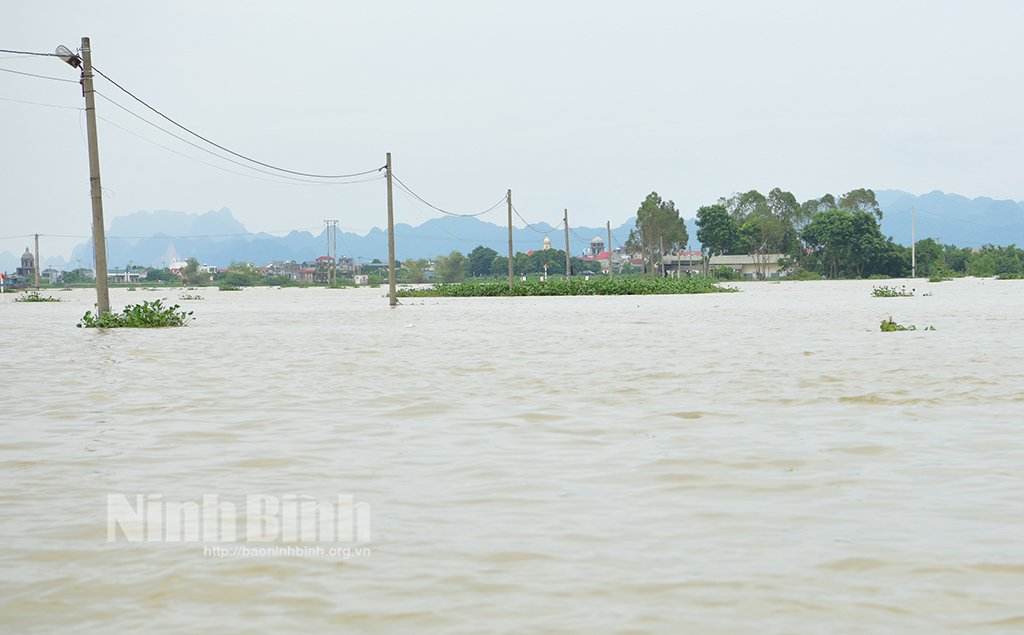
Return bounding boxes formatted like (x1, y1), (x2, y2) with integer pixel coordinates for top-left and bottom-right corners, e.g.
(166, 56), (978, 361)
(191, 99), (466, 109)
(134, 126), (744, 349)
(386, 153), (396, 306)
(911, 205), (916, 278)
(81, 38), (110, 315)
(660, 237), (665, 278)
(607, 221), (613, 279)
(507, 190), (513, 290)
(563, 209), (571, 278)
(34, 234), (40, 288)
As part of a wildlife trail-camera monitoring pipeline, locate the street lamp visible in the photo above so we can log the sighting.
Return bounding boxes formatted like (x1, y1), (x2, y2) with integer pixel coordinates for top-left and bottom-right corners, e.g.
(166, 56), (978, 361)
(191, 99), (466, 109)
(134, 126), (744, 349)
(56, 38), (109, 316)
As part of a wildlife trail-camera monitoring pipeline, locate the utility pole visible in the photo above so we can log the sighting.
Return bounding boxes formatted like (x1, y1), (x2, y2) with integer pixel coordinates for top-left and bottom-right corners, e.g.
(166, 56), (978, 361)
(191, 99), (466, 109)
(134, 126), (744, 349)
(34, 234), (40, 288)
(911, 206), (916, 278)
(660, 236), (665, 278)
(81, 38), (110, 316)
(324, 220), (331, 285)
(607, 221), (613, 279)
(563, 209), (571, 278)
(386, 153), (396, 306)
(507, 190), (513, 290)
(332, 221), (338, 286)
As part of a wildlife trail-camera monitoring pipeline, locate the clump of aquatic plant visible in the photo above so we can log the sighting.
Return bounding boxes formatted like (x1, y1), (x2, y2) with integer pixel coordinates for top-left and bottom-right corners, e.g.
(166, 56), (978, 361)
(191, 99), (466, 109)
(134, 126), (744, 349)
(880, 317), (935, 332)
(127, 286), (137, 291)
(872, 284), (914, 297)
(77, 299), (193, 328)
(179, 293), (204, 300)
(997, 272), (1023, 280)
(396, 276), (734, 298)
(15, 290), (62, 302)
(218, 284), (242, 291)
(927, 275), (951, 283)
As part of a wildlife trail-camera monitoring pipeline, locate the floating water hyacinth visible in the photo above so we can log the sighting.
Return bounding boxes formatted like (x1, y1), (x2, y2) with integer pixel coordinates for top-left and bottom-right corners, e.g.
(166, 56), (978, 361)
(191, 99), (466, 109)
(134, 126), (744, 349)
(880, 317), (935, 332)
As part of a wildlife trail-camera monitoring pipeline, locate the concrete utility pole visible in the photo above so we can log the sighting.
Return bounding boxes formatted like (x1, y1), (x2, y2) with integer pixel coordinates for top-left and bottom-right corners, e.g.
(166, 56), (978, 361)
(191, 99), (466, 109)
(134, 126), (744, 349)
(324, 220), (331, 285)
(660, 237), (665, 278)
(507, 190), (514, 290)
(386, 153), (396, 306)
(607, 221), (613, 279)
(34, 234), (40, 288)
(911, 206), (916, 278)
(81, 38), (110, 315)
(563, 209), (571, 278)
(333, 221), (338, 286)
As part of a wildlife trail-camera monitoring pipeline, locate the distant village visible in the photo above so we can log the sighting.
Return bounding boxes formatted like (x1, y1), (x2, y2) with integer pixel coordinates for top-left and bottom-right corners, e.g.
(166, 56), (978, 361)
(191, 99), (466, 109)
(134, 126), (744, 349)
(2, 236), (789, 289)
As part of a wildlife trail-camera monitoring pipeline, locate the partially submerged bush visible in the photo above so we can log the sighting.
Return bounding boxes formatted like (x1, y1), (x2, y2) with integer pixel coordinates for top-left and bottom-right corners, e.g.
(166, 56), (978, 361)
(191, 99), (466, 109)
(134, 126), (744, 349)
(880, 317), (935, 332)
(397, 276), (733, 298)
(78, 299), (193, 328)
(14, 290), (62, 302)
(872, 285), (914, 297)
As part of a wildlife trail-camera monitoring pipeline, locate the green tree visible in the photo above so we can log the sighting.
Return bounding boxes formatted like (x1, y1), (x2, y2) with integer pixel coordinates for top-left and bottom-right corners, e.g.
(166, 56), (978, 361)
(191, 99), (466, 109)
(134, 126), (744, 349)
(912, 238), (944, 277)
(838, 188), (883, 221)
(801, 208), (888, 278)
(404, 258), (428, 283)
(224, 261), (262, 286)
(696, 203), (744, 275)
(435, 250), (466, 282)
(626, 192), (689, 277)
(740, 209), (788, 279)
(467, 246), (499, 277)
(180, 258), (205, 285)
(490, 256), (509, 277)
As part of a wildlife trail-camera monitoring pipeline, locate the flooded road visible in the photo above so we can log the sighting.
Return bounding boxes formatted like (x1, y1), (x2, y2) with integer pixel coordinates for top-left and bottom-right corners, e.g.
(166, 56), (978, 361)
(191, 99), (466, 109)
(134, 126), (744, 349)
(2, 279), (1023, 633)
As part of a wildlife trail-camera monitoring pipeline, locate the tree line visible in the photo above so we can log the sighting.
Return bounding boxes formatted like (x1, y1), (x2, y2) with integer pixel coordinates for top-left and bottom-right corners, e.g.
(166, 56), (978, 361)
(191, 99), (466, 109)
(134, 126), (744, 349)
(627, 187), (1023, 279)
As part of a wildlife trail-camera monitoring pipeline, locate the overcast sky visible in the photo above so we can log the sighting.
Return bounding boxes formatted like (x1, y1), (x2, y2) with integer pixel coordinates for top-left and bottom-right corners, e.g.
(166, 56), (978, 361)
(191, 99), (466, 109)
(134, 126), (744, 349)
(3, 1), (1024, 260)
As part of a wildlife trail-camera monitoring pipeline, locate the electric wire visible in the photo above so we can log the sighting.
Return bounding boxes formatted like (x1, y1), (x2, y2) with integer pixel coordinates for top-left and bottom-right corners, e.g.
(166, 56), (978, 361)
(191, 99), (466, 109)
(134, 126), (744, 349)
(510, 203), (556, 234)
(94, 92), (376, 185)
(390, 174), (507, 218)
(0, 49), (58, 57)
(0, 96), (81, 110)
(891, 206), (1024, 236)
(0, 66), (79, 83)
(92, 66), (382, 180)
(96, 112), (385, 188)
(393, 186), (478, 245)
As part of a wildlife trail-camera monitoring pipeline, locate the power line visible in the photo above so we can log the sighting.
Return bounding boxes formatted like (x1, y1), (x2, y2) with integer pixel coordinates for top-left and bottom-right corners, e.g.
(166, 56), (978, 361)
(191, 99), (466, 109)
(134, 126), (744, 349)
(0, 96), (81, 110)
(892, 206), (1024, 236)
(0, 66), (79, 83)
(95, 111), (384, 188)
(391, 174), (507, 218)
(510, 203), (557, 234)
(0, 49), (58, 57)
(393, 186), (478, 245)
(91, 66), (383, 179)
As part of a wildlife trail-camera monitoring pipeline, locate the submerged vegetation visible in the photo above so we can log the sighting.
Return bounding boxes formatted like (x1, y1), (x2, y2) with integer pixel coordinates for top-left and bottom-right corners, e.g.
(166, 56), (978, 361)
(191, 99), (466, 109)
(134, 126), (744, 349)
(880, 317), (935, 332)
(871, 285), (914, 297)
(397, 277), (733, 298)
(14, 290), (62, 302)
(78, 300), (193, 328)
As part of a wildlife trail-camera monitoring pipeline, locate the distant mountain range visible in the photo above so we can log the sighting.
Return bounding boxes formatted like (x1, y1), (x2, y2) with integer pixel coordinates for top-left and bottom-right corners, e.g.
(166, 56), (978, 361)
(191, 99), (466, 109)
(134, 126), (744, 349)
(3, 191), (1022, 272)
(875, 190), (1024, 249)
(1, 207), (640, 272)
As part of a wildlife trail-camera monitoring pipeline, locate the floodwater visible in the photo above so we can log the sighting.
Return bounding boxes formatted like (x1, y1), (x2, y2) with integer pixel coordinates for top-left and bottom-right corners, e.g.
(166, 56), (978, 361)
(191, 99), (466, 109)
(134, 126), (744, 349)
(1, 279), (1023, 634)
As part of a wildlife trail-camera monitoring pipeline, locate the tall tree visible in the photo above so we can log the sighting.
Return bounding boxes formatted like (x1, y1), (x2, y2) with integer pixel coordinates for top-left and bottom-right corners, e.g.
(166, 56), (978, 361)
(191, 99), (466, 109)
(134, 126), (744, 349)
(466, 246), (499, 278)
(435, 250), (466, 282)
(696, 204), (743, 256)
(626, 192), (689, 277)
(838, 188), (883, 221)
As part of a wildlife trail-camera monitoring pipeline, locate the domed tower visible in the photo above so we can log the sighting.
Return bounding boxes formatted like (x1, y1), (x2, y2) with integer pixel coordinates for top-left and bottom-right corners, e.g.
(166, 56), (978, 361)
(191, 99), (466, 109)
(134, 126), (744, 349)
(17, 248), (35, 277)
(542, 234), (552, 251)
